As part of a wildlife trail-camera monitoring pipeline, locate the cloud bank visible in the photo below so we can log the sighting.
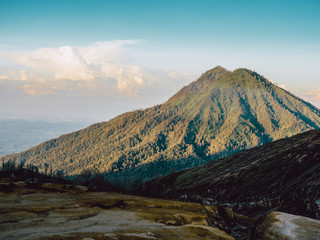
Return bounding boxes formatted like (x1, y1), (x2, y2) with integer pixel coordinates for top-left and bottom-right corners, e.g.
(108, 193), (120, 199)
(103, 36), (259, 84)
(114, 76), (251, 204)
(301, 87), (320, 106)
(0, 41), (195, 121)
(1, 40), (194, 97)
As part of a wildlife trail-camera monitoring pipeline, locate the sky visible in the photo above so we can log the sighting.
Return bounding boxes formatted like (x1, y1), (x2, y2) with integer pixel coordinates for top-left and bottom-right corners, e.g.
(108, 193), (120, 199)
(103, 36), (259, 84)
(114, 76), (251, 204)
(0, 0), (320, 122)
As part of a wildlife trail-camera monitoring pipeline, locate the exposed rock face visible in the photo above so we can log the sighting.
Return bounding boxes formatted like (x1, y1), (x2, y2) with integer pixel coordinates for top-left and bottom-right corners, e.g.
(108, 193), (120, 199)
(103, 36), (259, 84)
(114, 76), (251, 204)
(138, 129), (320, 220)
(0, 181), (234, 240)
(262, 211), (320, 240)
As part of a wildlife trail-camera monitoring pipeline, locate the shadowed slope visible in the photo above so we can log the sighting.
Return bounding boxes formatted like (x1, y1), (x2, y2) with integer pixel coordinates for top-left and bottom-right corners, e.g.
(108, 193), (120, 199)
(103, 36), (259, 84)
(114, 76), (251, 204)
(138, 129), (320, 219)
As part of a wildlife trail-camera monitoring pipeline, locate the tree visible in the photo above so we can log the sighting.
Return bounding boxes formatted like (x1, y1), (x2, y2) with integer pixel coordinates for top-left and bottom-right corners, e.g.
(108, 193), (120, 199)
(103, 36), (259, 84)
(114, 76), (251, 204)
(57, 170), (64, 179)
(44, 163), (49, 176)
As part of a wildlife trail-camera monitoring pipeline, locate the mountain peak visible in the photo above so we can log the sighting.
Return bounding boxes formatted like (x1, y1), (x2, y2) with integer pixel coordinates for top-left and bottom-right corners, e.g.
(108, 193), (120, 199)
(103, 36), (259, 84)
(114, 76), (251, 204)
(202, 65), (229, 75)
(199, 66), (229, 80)
(168, 67), (270, 102)
(210, 67), (273, 89)
(232, 68), (262, 78)
(233, 67), (252, 72)
(168, 66), (229, 101)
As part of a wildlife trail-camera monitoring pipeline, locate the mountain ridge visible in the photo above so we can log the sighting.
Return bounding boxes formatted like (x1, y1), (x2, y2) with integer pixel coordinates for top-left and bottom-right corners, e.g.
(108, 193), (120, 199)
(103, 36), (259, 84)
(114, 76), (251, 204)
(137, 129), (320, 220)
(1, 66), (320, 187)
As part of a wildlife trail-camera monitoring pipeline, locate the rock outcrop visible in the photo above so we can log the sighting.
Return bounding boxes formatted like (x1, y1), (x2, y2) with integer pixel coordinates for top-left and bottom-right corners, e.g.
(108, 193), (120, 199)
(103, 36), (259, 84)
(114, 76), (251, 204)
(0, 181), (234, 240)
(262, 211), (320, 240)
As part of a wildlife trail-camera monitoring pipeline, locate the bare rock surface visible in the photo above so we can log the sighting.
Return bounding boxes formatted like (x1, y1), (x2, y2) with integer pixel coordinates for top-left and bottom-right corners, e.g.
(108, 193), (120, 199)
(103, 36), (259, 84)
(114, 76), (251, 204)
(262, 211), (320, 240)
(0, 181), (234, 240)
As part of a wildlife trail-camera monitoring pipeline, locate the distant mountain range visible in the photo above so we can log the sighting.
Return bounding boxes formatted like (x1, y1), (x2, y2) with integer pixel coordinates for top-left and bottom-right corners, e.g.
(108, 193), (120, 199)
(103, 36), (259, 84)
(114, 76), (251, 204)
(138, 129), (320, 220)
(2, 67), (320, 187)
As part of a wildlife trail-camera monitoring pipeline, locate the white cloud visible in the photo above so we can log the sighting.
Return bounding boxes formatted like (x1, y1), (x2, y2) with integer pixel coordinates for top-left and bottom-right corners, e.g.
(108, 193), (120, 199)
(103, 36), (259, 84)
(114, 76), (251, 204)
(2, 70), (37, 81)
(8, 45), (94, 81)
(2, 41), (195, 96)
(21, 78), (74, 96)
(301, 87), (320, 103)
(77, 40), (137, 64)
(22, 84), (52, 96)
(19, 70), (36, 81)
(0, 75), (10, 80)
(100, 64), (145, 93)
(6, 40), (139, 82)
(279, 84), (287, 90)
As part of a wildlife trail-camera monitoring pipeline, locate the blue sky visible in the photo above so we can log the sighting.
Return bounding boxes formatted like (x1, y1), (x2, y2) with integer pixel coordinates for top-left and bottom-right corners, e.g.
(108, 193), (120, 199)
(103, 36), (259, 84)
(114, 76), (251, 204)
(1, 0), (319, 48)
(0, 0), (320, 121)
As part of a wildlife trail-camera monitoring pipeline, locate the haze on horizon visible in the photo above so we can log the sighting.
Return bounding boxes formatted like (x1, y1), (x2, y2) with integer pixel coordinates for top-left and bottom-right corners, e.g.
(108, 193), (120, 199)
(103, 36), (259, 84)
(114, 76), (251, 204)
(0, 0), (320, 122)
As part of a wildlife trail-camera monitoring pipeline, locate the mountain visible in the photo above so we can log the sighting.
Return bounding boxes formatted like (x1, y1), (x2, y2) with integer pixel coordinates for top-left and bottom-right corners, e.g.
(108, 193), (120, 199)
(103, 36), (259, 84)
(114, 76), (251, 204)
(2, 67), (320, 187)
(138, 129), (320, 220)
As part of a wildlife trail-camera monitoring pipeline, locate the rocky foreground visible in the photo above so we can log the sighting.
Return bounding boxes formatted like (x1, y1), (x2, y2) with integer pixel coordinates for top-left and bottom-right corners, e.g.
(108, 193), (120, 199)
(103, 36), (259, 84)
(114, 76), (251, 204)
(0, 181), (235, 240)
(262, 211), (320, 240)
(1, 181), (320, 240)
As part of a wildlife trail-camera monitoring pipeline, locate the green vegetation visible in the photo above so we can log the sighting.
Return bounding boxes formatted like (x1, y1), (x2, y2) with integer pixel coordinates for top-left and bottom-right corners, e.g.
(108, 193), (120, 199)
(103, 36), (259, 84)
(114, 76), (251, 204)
(1, 66), (320, 188)
(0, 159), (71, 186)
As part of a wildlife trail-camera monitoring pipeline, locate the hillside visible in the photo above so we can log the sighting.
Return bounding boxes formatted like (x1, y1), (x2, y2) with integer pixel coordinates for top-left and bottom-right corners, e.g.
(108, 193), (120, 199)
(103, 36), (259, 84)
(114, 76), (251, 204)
(1, 66), (320, 187)
(138, 129), (320, 220)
